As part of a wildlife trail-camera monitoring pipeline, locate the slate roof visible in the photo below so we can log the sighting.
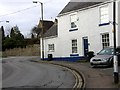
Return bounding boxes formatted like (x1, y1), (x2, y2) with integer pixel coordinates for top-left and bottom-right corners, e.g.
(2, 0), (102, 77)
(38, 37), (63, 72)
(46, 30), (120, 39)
(38, 20), (54, 34)
(59, 0), (109, 15)
(44, 23), (58, 38)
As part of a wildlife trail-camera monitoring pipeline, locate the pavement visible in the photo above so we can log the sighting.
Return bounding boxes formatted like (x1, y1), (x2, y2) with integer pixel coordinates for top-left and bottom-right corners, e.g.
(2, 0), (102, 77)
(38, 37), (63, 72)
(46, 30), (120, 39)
(38, 60), (120, 89)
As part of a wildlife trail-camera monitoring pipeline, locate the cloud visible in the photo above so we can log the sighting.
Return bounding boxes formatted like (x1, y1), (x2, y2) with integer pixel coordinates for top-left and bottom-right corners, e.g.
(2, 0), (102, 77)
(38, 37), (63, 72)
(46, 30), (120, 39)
(0, 3), (11, 16)
(0, 0), (70, 37)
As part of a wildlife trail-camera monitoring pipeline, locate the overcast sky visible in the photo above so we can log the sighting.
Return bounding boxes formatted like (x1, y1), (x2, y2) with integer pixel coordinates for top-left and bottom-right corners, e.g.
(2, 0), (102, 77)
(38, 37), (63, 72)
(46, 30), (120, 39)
(0, 0), (70, 37)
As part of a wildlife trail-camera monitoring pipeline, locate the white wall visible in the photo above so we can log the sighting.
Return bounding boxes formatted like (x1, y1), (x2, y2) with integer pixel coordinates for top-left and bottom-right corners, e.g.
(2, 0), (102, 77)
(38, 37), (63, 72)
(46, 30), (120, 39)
(44, 37), (63, 58)
(44, 2), (118, 58)
(58, 3), (113, 56)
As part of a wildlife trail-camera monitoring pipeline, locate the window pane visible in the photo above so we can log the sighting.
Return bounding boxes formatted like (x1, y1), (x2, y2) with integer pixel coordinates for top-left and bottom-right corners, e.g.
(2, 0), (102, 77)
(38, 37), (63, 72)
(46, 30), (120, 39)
(102, 34), (109, 49)
(70, 14), (77, 28)
(71, 14), (77, 22)
(100, 5), (109, 24)
(72, 40), (77, 53)
(48, 44), (54, 51)
(72, 47), (77, 53)
(71, 22), (77, 28)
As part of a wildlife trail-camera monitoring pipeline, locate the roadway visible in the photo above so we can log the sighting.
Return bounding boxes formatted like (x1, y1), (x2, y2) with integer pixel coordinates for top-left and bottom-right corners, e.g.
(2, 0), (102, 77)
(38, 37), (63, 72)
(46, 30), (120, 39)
(2, 56), (120, 89)
(2, 56), (76, 89)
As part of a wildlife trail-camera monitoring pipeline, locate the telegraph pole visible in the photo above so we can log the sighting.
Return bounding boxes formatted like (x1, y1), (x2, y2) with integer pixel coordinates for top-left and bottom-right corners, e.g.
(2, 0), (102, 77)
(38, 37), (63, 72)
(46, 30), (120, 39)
(33, 1), (44, 60)
(41, 3), (44, 60)
(113, 0), (119, 84)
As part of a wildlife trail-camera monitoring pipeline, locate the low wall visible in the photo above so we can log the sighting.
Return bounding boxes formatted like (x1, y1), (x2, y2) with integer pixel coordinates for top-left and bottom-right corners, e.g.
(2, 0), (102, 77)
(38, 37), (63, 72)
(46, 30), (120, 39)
(2, 44), (40, 57)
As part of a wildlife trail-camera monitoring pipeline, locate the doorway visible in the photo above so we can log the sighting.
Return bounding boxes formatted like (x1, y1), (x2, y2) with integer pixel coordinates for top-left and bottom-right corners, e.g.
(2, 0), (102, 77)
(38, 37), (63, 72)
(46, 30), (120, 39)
(83, 37), (89, 57)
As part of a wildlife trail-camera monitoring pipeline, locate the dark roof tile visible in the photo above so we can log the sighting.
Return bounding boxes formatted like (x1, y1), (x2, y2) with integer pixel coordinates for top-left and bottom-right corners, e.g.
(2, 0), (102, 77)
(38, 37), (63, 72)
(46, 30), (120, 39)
(44, 23), (58, 38)
(38, 20), (54, 34)
(59, 0), (109, 15)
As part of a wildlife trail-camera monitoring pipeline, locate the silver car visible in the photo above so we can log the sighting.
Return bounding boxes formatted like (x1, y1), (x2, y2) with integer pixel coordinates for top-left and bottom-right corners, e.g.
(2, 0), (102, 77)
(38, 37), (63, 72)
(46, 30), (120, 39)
(90, 46), (120, 67)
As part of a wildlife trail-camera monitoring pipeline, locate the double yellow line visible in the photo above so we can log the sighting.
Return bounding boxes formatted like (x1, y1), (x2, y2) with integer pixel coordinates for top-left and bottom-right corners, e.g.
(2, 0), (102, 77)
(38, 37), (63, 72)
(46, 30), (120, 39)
(33, 60), (84, 89)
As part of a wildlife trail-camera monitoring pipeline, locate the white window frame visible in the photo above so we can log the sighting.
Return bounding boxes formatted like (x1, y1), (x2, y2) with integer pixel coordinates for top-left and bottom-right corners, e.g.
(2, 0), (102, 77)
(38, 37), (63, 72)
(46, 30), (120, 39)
(72, 39), (78, 54)
(48, 44), (54, 52)
(100, 5), (109, 24)
(70, 14), (77, 29)
(101, 33), (110, 49)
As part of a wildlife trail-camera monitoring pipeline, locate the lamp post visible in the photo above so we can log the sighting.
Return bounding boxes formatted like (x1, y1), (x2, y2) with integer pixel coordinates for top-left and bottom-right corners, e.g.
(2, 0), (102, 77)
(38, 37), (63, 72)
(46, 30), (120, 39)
(113, 0), (119, 84)
(33, 1), (44, 60)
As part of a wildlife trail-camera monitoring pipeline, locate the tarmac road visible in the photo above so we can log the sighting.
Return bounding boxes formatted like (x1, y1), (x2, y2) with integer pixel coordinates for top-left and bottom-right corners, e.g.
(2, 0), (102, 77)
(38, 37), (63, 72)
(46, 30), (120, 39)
(2, 56), (75, 89)
(48, 61), (120, 88)
(2, 56), (120, 89)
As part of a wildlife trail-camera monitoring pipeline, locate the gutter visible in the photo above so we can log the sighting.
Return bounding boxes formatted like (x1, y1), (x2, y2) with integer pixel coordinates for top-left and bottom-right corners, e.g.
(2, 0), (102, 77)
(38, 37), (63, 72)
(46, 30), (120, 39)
(44, 35), (58, 39)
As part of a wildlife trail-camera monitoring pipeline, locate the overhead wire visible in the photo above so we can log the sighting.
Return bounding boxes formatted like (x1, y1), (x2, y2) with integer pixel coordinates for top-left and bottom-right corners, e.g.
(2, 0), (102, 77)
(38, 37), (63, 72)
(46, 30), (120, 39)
(0, 5), (40, 17)
(0, 0), (52, 17)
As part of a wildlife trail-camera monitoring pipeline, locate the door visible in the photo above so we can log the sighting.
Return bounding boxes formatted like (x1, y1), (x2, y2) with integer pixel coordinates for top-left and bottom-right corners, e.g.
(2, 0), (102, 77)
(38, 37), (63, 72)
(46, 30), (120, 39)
(83, 37), (89, 57)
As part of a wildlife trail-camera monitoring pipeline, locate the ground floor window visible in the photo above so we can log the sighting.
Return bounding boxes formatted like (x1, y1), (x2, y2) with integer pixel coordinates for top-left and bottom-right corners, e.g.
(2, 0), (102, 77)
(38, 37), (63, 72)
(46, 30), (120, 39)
(102, 33), (109, 48)
(48, 44), (54, 52)
(72, 39), (78, 53)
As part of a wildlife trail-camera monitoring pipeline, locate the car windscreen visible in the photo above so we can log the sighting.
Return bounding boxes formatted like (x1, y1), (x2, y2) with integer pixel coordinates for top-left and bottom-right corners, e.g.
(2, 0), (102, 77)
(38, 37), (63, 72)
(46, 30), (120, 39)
(98, 48), (114, 55)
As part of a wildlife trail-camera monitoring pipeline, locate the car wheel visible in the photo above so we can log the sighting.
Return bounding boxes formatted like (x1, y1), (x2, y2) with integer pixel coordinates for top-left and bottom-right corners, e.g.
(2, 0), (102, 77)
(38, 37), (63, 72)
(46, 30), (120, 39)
(91, 65), (95, 68)
(108, 60), (113, 67)
(111, 60), (113, 66)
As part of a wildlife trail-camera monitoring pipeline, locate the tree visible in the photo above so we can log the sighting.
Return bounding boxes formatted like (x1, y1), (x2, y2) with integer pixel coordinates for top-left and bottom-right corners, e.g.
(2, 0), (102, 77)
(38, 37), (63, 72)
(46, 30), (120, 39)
(3, 38), (16, 49)
(10, 25), (24, 39)
(3, 25), (26, 51)
(10, 25), (25, 48)
(31, 33), (35, 39)
(1, 26), (5, 40)
(1, 26), (5, 51)
(31, 25), (41, 38)
(10, 27), (15, 38)
(10, 25), (21, 38)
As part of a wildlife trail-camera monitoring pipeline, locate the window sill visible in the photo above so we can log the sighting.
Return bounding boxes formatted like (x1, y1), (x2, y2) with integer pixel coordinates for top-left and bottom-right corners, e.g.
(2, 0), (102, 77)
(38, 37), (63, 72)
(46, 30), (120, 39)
(70, 54), (79, 57)
(99, 22), (110, 26)
(69, 28), (78, 32)
(48, 50), (54, 52)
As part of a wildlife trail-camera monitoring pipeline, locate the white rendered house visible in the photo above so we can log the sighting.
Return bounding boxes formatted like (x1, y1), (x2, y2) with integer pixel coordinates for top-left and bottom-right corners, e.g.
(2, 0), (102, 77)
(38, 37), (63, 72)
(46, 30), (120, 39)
(42, 0), (120, 61)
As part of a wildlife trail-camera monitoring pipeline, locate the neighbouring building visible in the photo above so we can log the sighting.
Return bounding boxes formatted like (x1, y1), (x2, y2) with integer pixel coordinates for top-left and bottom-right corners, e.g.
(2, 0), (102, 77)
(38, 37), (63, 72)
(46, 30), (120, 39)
(36, 20), (54, 38)
(42, 0), (120, 61)
(38, 20), (54, 34)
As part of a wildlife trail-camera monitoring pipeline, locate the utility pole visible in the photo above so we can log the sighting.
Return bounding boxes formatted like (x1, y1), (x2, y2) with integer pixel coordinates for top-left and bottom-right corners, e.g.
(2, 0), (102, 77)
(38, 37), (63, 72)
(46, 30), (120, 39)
(33, 1), (44, 60)
(113, 0), (119, 84)
(41, 2), (44, 60)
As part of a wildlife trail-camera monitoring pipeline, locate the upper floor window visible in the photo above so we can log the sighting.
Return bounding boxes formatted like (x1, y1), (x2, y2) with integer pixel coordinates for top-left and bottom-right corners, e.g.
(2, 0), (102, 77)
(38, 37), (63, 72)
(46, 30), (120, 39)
(70, 14), (77, 29)
(100, 5), (109, 24)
